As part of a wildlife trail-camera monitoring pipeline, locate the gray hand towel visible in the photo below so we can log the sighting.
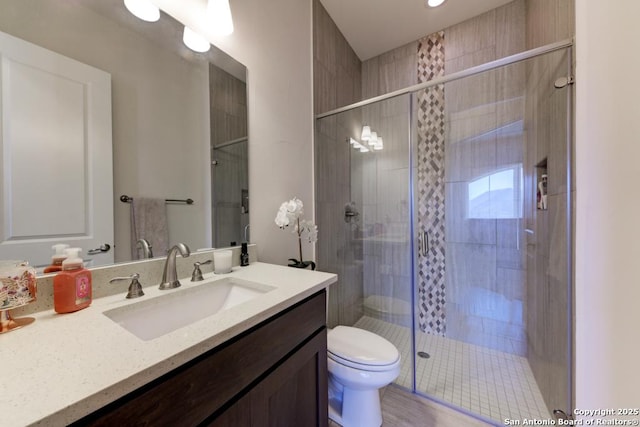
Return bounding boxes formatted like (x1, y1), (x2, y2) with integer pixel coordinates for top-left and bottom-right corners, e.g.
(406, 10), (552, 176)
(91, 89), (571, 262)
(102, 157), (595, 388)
(130, 197), (169, 260)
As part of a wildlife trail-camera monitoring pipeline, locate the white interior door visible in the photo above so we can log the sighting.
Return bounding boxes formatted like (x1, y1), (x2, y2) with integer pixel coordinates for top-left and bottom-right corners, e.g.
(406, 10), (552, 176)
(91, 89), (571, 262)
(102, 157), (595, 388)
(0, 30), (113, 268)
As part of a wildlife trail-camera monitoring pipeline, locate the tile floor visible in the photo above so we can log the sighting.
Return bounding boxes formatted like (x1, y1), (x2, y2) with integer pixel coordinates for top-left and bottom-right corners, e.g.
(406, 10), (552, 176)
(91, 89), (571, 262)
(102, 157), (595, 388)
(353, 316), (551, 424)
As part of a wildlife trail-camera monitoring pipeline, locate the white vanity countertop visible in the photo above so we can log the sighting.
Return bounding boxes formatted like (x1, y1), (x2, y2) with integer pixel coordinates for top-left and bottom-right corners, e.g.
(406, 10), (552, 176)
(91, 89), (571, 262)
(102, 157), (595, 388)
(0, 262), (337, 427)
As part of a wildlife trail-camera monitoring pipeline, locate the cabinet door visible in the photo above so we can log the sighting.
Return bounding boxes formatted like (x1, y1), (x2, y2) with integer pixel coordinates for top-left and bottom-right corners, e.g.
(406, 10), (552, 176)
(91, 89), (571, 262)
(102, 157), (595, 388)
(208, 329), (328, 427)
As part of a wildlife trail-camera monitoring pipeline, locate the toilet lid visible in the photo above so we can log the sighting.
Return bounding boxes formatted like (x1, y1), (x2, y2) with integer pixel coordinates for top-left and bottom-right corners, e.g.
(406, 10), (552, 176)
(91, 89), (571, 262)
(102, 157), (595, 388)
(328, 326), (400, 367)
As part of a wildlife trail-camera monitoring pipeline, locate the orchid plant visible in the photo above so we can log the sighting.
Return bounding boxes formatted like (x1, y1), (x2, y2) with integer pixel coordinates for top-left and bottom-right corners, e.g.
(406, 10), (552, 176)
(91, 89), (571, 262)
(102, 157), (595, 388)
(275, 197), (318, 269)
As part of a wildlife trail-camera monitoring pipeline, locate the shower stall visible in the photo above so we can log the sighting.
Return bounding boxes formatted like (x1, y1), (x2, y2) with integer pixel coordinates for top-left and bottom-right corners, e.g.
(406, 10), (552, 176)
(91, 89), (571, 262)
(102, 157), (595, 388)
(315, 40), (573, 425)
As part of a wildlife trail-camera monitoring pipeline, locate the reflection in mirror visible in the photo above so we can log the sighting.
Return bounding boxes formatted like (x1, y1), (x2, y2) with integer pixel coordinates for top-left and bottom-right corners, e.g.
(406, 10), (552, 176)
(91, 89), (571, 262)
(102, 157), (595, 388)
(0, 0), (248, 270)
(209, 64), (249, 248)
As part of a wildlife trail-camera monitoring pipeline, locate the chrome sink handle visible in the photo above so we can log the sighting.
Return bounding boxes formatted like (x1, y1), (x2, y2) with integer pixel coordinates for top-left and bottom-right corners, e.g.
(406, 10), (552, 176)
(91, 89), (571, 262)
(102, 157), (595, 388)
(159, 243), (191, 290)
(191, 260), (212, 282)
(110, 273), (145, 299)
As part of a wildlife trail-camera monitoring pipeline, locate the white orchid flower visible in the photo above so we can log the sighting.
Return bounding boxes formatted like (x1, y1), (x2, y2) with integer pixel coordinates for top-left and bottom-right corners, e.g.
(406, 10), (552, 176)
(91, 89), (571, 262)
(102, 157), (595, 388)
(275, 198), (318, 265)
(275, 208), (290, 228)
(285, 198), (303, 216)
(275, 197), (305, 228)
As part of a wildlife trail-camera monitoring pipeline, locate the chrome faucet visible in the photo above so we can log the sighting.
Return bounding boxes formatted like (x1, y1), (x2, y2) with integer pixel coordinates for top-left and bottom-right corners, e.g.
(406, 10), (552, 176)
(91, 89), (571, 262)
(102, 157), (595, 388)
(136, 238), (153, 259)
(159, 243), (190, 290)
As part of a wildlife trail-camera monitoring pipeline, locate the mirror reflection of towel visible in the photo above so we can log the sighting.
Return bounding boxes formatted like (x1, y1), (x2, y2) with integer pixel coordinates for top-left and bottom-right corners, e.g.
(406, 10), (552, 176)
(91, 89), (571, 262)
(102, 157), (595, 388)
(130, 197), (169, 260)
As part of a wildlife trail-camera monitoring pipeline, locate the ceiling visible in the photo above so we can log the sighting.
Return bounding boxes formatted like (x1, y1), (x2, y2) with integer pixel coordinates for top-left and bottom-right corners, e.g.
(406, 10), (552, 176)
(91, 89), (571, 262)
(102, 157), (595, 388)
(319, 0), (513, 60)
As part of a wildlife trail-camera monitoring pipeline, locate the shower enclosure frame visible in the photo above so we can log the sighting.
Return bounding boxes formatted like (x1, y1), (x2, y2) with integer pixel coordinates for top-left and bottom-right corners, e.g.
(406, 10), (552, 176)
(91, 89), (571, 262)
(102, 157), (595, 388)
(315, 38), (575, 423)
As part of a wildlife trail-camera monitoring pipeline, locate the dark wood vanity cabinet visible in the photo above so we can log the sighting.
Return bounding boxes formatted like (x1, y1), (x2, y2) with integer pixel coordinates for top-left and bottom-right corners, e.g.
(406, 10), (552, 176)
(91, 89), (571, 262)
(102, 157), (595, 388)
(208, 330), (327, 427)
(75, 291), (328, 427)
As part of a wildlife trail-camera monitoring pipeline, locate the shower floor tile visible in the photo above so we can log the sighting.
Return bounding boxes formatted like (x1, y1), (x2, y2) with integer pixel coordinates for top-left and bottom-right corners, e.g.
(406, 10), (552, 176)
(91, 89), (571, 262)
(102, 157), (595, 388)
(354, 316), (551, 424)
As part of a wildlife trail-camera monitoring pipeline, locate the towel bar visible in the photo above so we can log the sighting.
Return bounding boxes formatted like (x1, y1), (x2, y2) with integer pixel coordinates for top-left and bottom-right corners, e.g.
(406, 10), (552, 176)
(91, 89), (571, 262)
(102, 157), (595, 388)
(120, 195), (194, 205)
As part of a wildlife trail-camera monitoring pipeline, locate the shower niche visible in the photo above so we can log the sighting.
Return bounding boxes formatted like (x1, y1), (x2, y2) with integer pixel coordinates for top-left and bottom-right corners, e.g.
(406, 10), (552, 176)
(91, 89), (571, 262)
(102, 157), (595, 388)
(536, 158), (548, 210)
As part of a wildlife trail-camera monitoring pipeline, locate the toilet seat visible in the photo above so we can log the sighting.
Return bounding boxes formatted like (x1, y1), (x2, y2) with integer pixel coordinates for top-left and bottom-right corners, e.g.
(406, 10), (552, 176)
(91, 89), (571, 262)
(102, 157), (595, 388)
(328, 326), (400, 371)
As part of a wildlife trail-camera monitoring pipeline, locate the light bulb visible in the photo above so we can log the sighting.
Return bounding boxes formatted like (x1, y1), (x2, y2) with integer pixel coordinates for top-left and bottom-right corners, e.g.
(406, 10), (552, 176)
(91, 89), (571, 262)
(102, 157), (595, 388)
(124, 0), (160, 22)
(183, 26), (211, 53)
(361, 125), (371, 141)
(368, 131), (378, 146)
(208, 0), (234, 36)
(427, 0), (446, 7)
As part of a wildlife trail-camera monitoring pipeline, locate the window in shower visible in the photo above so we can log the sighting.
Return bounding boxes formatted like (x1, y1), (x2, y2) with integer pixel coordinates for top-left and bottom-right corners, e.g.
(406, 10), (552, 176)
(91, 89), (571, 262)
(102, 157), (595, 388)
(468, 164), (524, 219)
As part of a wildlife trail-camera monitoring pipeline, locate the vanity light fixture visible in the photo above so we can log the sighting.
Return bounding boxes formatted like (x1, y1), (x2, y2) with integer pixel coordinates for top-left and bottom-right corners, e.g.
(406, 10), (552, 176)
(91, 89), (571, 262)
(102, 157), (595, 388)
(349, 138), (370, 153)
(355, 127), (384, 151)
(208, 0), (234, 36)
(373, 136), (384, 151)
(361, 125), (372, 141)
(426, 0), (446, 7)
(183, 26), (211, 53)
(368, 131), (378, 146)
(123, 0), (160, 22)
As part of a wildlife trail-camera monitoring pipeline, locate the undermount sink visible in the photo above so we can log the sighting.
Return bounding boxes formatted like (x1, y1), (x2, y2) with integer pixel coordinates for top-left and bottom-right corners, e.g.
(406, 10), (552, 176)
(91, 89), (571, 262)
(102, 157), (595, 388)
(104, 277), (275, 341)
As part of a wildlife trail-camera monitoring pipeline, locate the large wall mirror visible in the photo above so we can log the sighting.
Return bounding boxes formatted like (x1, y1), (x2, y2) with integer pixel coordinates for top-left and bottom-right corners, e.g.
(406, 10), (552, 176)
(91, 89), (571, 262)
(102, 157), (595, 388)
(0, 0), (248, 270)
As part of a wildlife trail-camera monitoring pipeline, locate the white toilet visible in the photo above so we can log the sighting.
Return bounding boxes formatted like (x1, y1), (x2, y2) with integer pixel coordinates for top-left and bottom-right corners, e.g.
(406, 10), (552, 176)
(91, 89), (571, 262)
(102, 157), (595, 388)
(327, 326), (401, 427)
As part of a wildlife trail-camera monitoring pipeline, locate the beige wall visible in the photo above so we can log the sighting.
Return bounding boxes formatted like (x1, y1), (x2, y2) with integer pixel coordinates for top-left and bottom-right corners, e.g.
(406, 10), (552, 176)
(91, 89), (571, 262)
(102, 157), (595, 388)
(575, 0), (640, 413)
(0, 0), (211, 262)
(157, 0), (314, 265)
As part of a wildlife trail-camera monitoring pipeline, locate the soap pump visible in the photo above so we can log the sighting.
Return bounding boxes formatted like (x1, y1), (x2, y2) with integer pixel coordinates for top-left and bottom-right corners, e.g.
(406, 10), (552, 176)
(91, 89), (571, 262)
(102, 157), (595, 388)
(53, 248), (92, 313)
(43, 244), (70, 274)
(240, 243), (249, 267)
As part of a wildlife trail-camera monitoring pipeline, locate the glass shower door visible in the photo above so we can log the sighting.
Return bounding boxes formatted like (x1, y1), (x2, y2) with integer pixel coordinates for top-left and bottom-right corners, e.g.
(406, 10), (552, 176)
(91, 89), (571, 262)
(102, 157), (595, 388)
(411, 48), (572, 424)
(315, 93), (416, 389)
(315, 44), (573, 427)
(350, 94), (415, 387)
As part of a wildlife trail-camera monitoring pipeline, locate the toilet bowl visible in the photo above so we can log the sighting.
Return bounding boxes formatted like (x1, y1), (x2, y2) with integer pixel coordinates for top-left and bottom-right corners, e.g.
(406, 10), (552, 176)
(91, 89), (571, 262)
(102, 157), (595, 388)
(327, 326), (401, 427)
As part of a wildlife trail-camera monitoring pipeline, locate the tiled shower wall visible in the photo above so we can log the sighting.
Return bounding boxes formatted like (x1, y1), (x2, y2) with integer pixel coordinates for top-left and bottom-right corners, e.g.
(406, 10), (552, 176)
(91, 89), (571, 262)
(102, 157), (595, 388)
(209, 64), (247, 147)
(313, 0), (363, 328)
(356, 96), (413, 328)
(442, 0), (527, 354)
(359, 0), (529, 349)
(209, 64), (248, 247)
(524, 0), (575, 414)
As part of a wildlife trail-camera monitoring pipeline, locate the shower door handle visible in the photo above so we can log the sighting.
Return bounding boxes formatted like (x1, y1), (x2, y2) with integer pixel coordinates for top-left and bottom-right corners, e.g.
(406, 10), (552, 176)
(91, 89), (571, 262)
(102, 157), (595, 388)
(423, 231), (429, 256)
(417, 231), (429, 257)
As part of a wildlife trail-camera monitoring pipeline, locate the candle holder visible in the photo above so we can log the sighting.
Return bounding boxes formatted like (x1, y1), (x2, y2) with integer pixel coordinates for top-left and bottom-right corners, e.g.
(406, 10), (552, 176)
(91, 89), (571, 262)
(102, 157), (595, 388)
(213, 250), (233, 274)
(0, 260), (37, 334)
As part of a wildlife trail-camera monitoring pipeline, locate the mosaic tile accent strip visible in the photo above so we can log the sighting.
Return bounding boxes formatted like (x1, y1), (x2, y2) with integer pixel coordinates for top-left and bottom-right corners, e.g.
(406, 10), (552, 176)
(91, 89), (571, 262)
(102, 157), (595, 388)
(416, 31), (446, 335)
